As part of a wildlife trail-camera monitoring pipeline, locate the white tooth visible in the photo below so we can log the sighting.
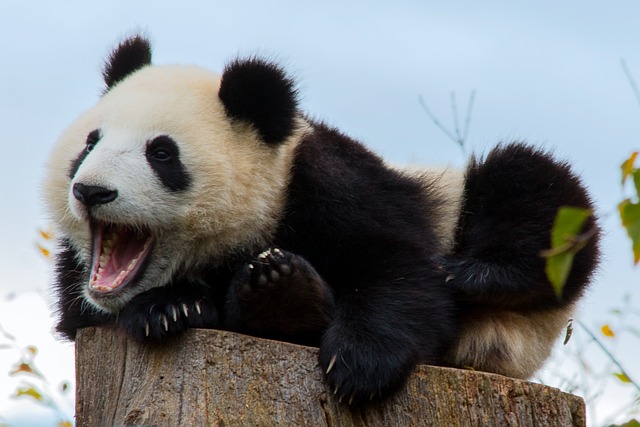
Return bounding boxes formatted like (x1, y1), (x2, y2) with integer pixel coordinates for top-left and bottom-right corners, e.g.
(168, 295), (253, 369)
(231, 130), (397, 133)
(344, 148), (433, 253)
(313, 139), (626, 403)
(103, 246), (112, 255)
(99, 255), (109, 267)
(96, 273), (102, 280)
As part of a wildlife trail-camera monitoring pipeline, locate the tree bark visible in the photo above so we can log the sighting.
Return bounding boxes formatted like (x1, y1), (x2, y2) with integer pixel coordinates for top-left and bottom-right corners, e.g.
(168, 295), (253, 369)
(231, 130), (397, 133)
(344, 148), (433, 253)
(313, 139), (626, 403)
(75, 327), (585, 426)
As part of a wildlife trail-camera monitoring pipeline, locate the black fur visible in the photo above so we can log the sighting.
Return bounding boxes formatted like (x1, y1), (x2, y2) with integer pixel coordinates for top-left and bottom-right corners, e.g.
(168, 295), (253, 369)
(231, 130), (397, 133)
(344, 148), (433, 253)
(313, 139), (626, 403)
(68, 129), (101, 179)
(270, 122), (459, 403)
(102, 35), (152, 91)
(225, 248), (335, 347)
(145, 136), (191, 192)
(218, 58), (298, 144)
(441, 143), (599, 309)
(53, 241), (111, 340)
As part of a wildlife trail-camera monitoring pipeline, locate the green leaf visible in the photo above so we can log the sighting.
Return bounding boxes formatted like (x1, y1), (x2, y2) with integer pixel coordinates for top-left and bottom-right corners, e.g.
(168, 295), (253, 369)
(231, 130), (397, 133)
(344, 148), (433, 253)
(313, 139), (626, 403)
(544, 206), (592, 298)
(610, 419), (640, 427)
(634, 169), (640, 197)
(619, 199), (640, 265)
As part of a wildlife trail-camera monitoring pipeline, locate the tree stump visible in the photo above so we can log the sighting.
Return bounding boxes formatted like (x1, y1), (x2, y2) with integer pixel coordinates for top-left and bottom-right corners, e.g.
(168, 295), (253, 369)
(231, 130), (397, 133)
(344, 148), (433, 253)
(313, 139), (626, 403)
(75, 327), (585, 426)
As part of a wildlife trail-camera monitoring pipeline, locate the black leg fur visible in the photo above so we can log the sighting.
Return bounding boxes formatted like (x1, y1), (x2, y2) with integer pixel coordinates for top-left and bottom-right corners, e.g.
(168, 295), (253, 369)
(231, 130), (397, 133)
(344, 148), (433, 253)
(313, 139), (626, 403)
(53, 241), (112, 340)
(225, 248), (335, 347)
(443, 142), (599, 309)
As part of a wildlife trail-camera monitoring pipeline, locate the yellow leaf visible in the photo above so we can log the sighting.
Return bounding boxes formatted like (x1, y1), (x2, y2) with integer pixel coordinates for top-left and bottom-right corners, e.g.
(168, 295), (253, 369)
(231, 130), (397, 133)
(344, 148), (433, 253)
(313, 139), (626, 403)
(614, 372), (632, 383)
(39, 229), (54, 240)
(601, 324), (615, 338)
(37, 243), (51, 258)
(26, 345), (38, 356)
(621, 151), (639, 185)
(13, 386), (43, 402)
(58, 421), (73, 427)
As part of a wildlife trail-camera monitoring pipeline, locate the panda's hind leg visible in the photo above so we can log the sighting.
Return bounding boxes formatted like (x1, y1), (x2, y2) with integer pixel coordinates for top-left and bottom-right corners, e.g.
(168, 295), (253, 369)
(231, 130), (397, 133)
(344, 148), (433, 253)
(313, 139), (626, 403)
(443, 142), (599, 309)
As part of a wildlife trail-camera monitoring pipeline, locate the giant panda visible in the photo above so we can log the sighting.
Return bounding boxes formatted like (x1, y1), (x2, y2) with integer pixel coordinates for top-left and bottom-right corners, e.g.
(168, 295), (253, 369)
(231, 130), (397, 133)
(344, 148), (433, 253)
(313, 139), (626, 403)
(44, 35), (599, 404)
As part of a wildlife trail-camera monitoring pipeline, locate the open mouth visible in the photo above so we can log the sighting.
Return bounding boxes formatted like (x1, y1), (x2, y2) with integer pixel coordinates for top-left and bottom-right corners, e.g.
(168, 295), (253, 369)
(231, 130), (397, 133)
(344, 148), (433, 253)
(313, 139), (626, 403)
(88, 223), (154, 295)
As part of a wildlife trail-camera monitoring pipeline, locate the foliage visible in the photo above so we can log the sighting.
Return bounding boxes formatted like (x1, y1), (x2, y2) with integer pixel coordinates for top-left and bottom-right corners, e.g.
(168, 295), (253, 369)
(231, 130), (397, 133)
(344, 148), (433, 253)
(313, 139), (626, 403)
(620, 151), (640, 265)
(0, 321), (73, 427)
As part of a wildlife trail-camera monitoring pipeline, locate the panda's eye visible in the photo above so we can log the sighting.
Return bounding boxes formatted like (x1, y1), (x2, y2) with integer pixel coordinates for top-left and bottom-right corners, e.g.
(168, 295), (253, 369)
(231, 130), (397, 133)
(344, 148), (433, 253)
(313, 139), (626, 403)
(147, 136), (178, 163)
(85, 129), (101, 152)
(151, 149), (171, 162)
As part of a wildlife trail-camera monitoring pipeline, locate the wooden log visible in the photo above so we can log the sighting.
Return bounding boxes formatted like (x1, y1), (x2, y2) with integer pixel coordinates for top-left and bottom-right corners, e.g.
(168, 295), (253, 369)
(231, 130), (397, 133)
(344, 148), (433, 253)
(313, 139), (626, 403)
(75, 327), (585, 426)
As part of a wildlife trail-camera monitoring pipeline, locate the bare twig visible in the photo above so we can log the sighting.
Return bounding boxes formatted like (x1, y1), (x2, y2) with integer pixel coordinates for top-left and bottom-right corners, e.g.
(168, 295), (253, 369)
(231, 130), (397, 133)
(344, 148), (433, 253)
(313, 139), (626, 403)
(621, 59), (640, 112)
(577, 319), (640, 394)
(419, 90), (476, 154)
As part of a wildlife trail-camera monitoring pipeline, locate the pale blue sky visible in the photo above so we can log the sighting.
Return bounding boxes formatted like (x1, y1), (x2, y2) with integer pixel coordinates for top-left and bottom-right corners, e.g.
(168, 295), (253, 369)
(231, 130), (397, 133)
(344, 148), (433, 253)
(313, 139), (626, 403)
(1, 1), (639, 425)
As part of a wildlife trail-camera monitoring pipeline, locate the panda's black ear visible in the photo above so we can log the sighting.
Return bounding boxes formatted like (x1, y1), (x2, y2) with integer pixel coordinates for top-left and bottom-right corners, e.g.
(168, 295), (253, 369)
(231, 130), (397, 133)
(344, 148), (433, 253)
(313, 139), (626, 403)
(219, 58), (298, 145)
(102, 35), (152, 91)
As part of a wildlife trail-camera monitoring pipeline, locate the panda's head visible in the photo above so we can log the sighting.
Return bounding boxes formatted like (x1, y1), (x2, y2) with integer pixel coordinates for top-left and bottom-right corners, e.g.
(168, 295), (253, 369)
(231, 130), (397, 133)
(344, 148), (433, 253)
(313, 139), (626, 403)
(44, 36), (307, 313)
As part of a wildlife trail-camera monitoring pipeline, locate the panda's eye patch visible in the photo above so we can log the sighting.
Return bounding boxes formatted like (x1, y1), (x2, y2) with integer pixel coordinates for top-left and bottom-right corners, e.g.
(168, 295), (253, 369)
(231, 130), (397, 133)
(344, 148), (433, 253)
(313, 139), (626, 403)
(86, 129), (101, 152)
(145, 135), (191, 192)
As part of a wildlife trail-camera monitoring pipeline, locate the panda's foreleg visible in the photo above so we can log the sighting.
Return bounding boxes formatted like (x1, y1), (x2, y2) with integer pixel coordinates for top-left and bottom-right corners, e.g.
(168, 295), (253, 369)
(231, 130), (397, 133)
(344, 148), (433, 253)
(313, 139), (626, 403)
(115, 281), (220, 342)
(224, 248), (335, 347)
(53, 241), (113, 341)
(316, 240), (458, 405)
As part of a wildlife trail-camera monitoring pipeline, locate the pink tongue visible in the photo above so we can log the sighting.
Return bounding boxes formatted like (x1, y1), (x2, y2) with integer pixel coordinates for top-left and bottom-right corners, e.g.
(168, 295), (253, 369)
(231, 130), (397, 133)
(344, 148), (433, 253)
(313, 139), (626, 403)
(91, 226), (148, 291)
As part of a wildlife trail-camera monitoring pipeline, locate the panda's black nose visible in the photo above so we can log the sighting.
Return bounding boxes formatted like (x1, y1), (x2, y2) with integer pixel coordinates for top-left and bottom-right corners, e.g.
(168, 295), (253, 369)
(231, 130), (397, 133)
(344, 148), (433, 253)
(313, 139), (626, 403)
(73, 183), (118, 206)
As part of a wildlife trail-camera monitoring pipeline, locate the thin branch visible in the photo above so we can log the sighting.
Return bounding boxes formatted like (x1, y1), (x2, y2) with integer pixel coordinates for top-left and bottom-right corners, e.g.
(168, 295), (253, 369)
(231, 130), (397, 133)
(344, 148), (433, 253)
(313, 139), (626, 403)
(451, 92), (462, 143)
(621, 59), (640, 112)
(419, 91), (476, 154)
(577, 320), (640, 394)
(418, 95), (459, 144)
(462, 90), (476, 143)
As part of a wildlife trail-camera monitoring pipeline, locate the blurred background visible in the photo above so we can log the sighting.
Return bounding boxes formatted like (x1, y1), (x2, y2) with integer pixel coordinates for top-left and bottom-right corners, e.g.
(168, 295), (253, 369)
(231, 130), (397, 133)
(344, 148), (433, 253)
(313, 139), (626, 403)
(1, 1), (638, 425)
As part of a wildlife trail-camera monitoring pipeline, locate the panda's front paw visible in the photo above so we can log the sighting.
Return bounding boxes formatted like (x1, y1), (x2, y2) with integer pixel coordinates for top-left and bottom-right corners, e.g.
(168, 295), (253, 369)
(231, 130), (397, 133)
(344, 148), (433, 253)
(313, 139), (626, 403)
(225, 248), (334, 344)
(319, 327), (413, 405)
(117, 288), (219, 342)
(244, 248), (293, 293)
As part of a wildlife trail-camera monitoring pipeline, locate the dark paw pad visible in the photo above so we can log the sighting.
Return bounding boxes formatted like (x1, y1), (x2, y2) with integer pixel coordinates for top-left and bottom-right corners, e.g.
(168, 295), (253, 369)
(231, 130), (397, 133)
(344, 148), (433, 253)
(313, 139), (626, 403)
(242, 248), (293, 294)
(225, 248), (334, 343)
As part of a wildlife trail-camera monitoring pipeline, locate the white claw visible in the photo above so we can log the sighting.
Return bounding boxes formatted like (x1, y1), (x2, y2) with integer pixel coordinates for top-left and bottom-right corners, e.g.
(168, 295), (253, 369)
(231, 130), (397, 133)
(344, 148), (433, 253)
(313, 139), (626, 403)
(248, 263), (254, 270)
(145, 322), (150, 337)
(326, 354), (337, 374)
(172, 306), (178, 322)
(181, 303), (189, 318)
(195, 301), (202, 315)
(348, 395), (354, 405)
(446, 274), (455, 283)
(162, 315), (169, 332)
